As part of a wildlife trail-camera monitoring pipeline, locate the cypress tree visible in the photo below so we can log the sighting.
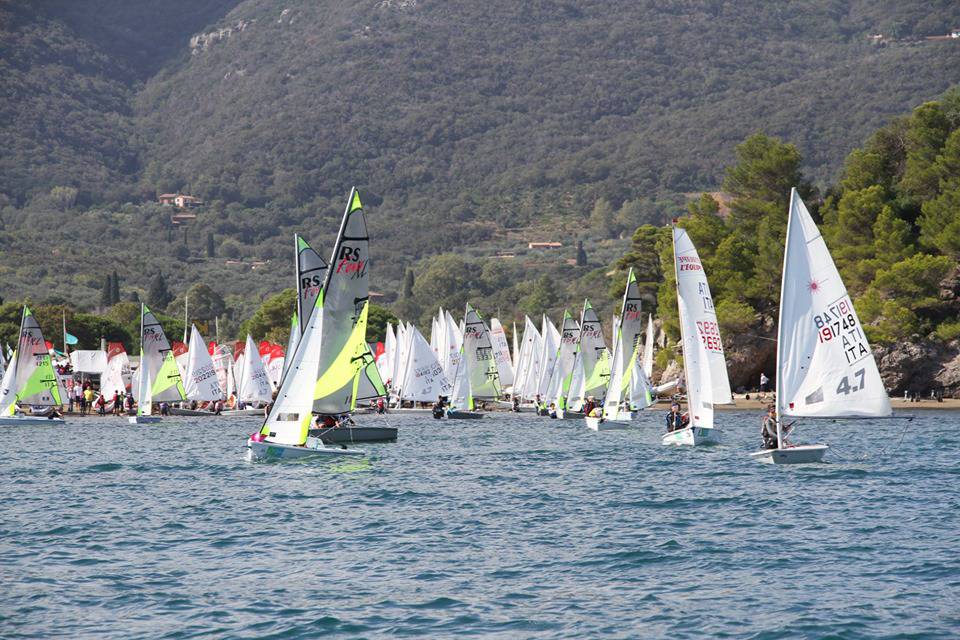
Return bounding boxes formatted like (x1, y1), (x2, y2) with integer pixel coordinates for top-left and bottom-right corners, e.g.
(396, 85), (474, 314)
(148, 272), (172, 310)
(111, 270), (121, 304)
(206, 232), (215, 258)
(101, 274), (113, 308)
(402, 269), (415, 298)
(576, 240), (587, 266)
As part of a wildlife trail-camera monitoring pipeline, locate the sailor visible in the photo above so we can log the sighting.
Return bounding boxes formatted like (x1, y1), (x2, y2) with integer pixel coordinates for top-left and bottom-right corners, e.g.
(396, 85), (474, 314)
(665, 402), (687, 432)
(432, 396), (445, 419)
(512, 396), (520, 412)
(376, 397), (386, 414)
(761, 404), (787, 449)
(548, 402), (557, 419)
(582, 396), (597, 417)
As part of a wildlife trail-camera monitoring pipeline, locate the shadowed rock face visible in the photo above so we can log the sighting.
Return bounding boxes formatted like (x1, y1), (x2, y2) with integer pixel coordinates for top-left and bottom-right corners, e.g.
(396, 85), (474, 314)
(877, 340), (960, 397)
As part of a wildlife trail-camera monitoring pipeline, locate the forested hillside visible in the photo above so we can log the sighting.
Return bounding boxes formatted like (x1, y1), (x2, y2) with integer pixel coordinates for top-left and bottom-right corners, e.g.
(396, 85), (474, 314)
(1, 1), (959, 336)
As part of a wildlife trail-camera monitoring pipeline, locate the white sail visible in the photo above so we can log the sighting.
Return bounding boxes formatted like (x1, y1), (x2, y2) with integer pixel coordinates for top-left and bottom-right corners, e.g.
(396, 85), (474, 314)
(378, 322), (396, 387)
(281, 313), (298, 381)
(513, 316), (540, 401)
(99, 343), (129, 401)
(602, 327), (626, 419)
(534, 315), (560, 398)
(578, 300), (608, 400)
(673, 226), (732, 429)
(259, 289), (325, 445)
(443, 310), (462, 380)
(547, 311), (581, 409)
(489, 318), (515, 388)
(449, 341), (471, 410)
(238, 334), (273, 404)
(567, 351), (587, 411)
(778, 189), (891, 419)
(184, 325), (223, 401)
(135, 360), (152, 416)
(643, 314), (655, 378)
(399, 326), (451, 402)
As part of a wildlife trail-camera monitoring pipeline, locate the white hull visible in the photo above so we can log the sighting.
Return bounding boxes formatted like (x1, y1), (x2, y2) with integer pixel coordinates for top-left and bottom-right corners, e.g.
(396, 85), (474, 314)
(129, 415), (163, 424)
(585, 416), (629, 431)
(221, 408), (264, 417)
(614, 410), (636, 421)
(246, 437), (365, 462)
(0, 415), (66, 426)
(661, 426), (720, 446)
(555, 409), (585, 420)
(750, 444), (828, 465)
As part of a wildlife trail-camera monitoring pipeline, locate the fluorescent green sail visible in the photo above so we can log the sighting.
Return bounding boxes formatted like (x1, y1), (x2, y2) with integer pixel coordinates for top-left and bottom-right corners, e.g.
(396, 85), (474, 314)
(314, 301), (371, 407)
(152, 351), (187, 399)
(584, 348), (610, 391)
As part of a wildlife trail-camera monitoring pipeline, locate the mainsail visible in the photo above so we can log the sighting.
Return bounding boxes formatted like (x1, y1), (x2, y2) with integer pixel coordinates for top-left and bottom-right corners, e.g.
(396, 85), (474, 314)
(778, 189), (891, 420)
(138, 304), (186, 408)
(673, 225), (732, 429)
(488, 318), (515, 389)
(643, 314), (655, 378)
(461, 303), (502, 400)
(313, 188), (386, 413)
(184, 325), (224, 401)
(398, 325), (451, 402)
(237, 334), (273, 404)
(547, 310), (580, 409)
(578, 299), (608, 401)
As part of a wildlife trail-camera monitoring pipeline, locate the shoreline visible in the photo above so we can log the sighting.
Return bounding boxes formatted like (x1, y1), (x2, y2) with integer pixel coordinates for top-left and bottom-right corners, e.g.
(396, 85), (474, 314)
(710, 395), (960, 411)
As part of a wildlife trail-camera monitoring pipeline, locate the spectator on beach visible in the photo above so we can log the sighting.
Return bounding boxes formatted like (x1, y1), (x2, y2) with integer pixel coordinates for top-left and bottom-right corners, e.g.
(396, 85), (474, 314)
(759, 372), (770, 394)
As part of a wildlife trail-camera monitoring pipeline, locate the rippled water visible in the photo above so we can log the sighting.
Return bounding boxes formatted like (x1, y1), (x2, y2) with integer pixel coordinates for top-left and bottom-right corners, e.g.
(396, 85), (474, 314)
(2, 409), (958, 638)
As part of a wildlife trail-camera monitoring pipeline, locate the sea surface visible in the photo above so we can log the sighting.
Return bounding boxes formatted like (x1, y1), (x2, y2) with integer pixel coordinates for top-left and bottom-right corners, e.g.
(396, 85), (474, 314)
(2, 409), (958, 639)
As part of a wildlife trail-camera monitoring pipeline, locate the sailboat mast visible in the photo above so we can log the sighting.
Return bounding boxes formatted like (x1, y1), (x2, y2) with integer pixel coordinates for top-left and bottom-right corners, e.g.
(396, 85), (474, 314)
(294, 233), (303, 336)
(774, 191), (798, 449)
(183, 294), (189, 343)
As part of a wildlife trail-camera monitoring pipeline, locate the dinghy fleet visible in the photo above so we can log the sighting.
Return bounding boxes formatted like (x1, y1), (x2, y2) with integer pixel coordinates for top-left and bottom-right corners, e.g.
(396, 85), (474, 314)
(0, 188), (900, 465)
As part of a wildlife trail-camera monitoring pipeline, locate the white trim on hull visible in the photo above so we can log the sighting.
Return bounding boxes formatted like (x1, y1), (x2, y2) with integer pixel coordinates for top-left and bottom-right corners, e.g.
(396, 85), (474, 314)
(246, 437), (365, 462)
(129, 415), (163, 424)
(661, 426), (720, 446)
(750, 444), (828, 464)
(0, 415), (66, 426)
(585, 416), (629, 431)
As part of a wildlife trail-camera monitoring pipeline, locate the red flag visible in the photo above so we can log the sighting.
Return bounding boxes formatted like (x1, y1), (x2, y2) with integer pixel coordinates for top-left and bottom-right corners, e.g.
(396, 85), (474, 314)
(233, 341), (245, 357)
(171, 341), (188, 357)
(208, 340), (217, 356)
(258, 341), (271, 359)
(374, 341), (385, 361)
(270, 344), (285, 361)
(107, 342), (126, 360)
(45, 340), (54, 352)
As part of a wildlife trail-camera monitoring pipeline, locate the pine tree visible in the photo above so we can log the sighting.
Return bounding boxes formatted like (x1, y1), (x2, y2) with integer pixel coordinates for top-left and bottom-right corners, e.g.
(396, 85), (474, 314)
(101, 274), (113, 309)
(148, 272), (173, 310)
(110, 270), (120, 304)
(589, 197), (616, 239)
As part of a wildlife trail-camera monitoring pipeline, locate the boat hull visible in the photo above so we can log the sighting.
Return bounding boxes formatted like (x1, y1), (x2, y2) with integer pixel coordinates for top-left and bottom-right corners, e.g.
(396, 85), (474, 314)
(129, 415), (163, 424)
(555, 409), (585, 420)
(0, 415), (66, 426)
(221, 408), (264, 417)
(311, 426), (398, 443)
(168, 407), (217, 416)
(585, 416), (629, 431)
(446, 410), (484, 420)
(661, 426), (720, 446)
(246, 438), (365, 462)
(750, 444), (828, 465)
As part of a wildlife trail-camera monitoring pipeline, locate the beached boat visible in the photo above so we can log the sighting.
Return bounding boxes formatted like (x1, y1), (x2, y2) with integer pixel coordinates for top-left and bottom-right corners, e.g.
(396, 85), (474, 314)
(661, 225), (732, 446)
(750, 190), (892, 464)
(0, 306), (67, 425)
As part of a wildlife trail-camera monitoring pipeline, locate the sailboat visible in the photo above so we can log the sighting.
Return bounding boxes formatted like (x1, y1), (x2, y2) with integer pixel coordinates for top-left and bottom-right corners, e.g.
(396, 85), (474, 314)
(0, 306), (66, 424)
(661, 224), (733, 445)
(173, 324), (224, 414)
(248, 188), (385, 460)
(129, 304), (187, 424)
(396, 325), (452, 406)
(750, 190), (893, 464)
(586, 269), (653, 430)
(545, 310), (582, 419)
(446, 303), (500, 419)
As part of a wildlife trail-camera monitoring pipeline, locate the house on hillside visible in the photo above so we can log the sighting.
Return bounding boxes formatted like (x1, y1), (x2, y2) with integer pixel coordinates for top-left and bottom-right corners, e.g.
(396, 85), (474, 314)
(158, 193), (204, 209)
(528, 242), (562, 250)
(952, 29), (960, 38)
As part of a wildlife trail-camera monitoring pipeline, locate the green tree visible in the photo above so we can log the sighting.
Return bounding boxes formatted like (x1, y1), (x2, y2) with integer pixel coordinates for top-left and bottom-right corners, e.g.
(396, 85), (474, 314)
(410, 254), (472, 326)
(367, 303), (399, 343)
(576, 240), (587, 266)
(518, 275), (558, 316)
(402, 268), (415, 299)
(899, 101), (952, 200)
(100, 274), (113, 309)
(147, 272), (173, 310)
(206, 232), (215, 258)
(111, 270), (121, 304)
(239, 288), (296, 343)
(589, 197), (616, 239)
